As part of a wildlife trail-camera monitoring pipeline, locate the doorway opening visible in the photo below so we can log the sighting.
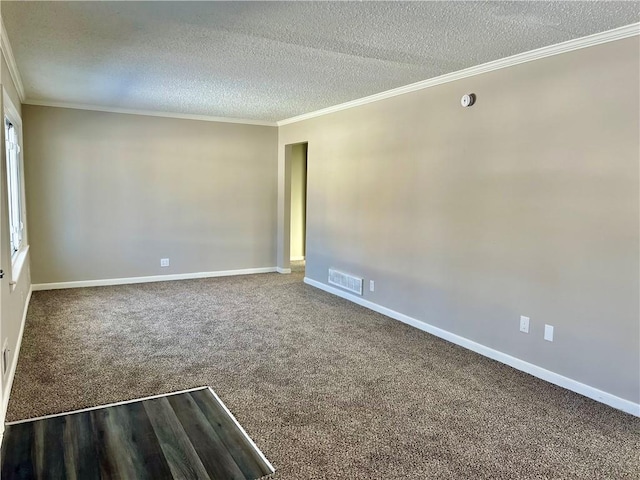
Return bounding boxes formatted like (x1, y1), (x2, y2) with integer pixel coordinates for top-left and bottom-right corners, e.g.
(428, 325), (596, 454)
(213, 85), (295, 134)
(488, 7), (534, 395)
(289, 143), (307, 275)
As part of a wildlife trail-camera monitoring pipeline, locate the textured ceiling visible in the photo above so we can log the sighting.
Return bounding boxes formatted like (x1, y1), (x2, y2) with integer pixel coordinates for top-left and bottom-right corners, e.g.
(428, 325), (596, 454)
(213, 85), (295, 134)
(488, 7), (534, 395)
(2, 1), (639, 122)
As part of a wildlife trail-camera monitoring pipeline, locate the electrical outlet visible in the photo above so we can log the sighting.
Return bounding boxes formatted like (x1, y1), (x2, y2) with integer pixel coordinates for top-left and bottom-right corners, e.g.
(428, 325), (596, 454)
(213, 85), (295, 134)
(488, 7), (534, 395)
(544, 324), (554, 342)
(160, 258), (170, 267)
(369, 280), (375, 292)
(519, 315), (530, 333)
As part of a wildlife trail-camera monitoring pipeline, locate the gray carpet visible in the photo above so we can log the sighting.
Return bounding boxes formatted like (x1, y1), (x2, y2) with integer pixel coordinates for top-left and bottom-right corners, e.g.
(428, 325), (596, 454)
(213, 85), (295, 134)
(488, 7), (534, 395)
(6, 265), (640, 479)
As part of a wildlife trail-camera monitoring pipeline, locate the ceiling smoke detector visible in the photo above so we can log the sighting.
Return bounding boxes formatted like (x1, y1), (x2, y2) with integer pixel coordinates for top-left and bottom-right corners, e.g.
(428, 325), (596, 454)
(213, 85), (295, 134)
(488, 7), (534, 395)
(461, 93), (476, 107)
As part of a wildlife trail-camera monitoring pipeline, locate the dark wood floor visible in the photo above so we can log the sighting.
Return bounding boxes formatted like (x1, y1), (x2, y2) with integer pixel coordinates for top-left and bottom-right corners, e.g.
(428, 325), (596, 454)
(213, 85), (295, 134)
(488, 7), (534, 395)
(1, 387), (274, 480)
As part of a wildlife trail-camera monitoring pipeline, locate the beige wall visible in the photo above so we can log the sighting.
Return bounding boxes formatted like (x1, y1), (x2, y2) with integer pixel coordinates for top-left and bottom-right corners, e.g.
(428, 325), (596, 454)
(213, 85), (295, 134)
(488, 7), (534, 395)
(290, 143), (306, 260)
(1, 50), (31, 407)
(278, 38), (640, 404)
(23, 106), (277, 283)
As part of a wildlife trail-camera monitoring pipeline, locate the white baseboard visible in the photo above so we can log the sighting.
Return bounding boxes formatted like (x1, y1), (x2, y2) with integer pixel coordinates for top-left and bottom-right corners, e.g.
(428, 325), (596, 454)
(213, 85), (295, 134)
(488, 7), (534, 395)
(276, 267), (291, 274)
(290, 256), (305, 262)
(304, 277), (640, 417)
(31, 267), (278, 291)
(0, 285), (33, 441)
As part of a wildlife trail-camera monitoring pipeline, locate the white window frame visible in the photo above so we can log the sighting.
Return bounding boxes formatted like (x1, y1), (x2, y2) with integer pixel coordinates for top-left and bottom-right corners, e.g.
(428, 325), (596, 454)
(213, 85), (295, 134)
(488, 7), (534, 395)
(5, 118), (23, 256)
(3, 89), (28, 285)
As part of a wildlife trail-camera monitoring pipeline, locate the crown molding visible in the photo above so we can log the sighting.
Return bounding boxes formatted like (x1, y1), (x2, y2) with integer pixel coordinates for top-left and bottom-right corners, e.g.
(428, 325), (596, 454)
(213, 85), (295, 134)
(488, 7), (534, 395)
(0, 16), (26, 102)
(277, 22), (640, 126)
(23, 100), (278, 127)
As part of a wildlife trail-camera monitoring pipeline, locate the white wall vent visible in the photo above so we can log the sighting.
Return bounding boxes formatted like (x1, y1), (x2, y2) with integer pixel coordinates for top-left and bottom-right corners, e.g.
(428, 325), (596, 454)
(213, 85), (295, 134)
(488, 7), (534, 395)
(328, 269), (363, 295)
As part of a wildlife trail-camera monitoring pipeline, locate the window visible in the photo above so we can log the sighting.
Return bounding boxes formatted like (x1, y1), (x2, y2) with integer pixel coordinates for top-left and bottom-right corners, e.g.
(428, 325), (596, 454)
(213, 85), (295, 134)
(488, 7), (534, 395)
(4, 117), (24, 256)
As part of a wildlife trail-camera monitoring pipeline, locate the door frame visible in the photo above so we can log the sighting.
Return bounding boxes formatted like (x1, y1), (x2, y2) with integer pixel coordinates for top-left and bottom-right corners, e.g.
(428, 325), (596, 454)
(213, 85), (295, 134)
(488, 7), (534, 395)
(277, 141), (309, 273)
